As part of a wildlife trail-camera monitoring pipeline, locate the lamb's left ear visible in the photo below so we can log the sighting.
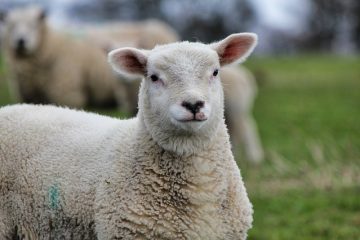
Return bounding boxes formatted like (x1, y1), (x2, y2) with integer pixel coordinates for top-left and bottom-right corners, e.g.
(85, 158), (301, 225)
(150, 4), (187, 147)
(108, 47), (149, 77)
(210, 33), (257, 66)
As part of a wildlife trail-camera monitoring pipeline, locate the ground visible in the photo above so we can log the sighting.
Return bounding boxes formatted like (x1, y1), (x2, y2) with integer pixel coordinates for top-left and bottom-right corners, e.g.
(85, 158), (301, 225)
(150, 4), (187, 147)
(0, 55), (359, 239)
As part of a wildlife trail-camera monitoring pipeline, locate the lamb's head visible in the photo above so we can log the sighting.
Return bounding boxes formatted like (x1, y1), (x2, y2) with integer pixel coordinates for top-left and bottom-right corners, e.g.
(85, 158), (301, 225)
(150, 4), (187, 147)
(109, 33), (257, 155)
(1, 5), (47, 58)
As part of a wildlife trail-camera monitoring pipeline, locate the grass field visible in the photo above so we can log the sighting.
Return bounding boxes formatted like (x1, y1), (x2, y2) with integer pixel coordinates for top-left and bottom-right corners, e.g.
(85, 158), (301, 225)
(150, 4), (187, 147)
(243, 55), (360, 239)
(0, 55), (359, 239)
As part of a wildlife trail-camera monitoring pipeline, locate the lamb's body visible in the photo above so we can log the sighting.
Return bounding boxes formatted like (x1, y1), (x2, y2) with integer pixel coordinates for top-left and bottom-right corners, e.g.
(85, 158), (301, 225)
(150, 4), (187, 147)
(0, 33), (256, 239)
(0, 104), (251, 239)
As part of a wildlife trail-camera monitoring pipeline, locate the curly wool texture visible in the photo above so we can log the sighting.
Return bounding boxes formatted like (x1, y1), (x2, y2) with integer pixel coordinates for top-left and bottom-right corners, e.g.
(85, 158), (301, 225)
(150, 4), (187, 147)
(0, 34), (255, 239)
(0, 104), (252, 239)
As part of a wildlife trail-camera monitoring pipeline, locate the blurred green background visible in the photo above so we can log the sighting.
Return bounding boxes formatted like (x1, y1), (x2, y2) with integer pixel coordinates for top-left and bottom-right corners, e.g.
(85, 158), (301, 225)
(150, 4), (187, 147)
(1, 54), (359, 239)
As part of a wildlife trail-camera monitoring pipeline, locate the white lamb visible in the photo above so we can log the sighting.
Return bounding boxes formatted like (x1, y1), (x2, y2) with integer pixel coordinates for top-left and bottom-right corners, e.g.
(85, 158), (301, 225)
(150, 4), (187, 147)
(0, 32), (257, 239)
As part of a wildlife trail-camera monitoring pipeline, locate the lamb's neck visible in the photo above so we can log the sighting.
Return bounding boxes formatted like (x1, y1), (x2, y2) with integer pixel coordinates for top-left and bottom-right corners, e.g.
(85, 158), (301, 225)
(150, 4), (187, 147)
(131, 119), (232, 209)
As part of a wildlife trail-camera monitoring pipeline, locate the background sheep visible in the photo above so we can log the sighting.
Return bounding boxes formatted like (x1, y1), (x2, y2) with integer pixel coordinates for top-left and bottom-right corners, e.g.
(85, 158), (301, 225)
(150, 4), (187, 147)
(0, 6), (128, 109)
(222, 66), (264, 163)
(0, 32), (257, 239)
(82, 19), (179, 52)
(79, 19), (181, 115)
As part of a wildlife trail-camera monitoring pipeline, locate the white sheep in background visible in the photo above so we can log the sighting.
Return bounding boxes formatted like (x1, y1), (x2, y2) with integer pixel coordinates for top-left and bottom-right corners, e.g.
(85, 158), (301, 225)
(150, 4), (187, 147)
(77, 19), (180, 115)
(81, 19), (179, 52)
(222, 66), (264, 163)
(0, 32), (257, 239)
(0, 6), (128, 110)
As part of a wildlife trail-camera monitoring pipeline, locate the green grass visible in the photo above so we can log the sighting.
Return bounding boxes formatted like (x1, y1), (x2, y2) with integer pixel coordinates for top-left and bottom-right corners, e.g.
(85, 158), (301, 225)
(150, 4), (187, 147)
(0, 54), (359, 239)
(250, 187), (360, 240)
(242, 55), (360, 239)
(0, 56), (14, 105)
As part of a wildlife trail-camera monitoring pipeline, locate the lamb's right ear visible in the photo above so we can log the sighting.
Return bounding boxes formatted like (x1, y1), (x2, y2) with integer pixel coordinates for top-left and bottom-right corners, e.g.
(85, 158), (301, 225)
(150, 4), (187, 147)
(108, 47), (149, 77)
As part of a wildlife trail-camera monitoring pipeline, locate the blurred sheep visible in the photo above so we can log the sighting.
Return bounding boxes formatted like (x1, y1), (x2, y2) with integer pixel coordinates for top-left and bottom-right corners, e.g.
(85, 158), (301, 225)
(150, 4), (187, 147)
(0, 5), (129, 110)
(222, 66), (264, 163)
(82, 19), (179, 52)
(75, 19), (179, 115)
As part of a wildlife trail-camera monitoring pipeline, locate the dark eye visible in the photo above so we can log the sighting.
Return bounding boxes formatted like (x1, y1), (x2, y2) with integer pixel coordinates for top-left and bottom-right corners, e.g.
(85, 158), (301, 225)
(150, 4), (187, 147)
(150, 74), (159, 82)
(213, 69), (219, 77)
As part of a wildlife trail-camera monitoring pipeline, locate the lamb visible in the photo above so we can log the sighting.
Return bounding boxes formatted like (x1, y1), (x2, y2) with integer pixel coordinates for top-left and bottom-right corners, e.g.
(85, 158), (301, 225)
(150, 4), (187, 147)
(0, 32), (257, 239)
(0, 5), (128, 109)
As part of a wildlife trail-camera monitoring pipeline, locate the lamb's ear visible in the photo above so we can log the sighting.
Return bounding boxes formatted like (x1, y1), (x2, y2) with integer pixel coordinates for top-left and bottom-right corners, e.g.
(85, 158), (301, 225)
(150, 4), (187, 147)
(210, 33), (257, 66)
(108, 47), (149, 77)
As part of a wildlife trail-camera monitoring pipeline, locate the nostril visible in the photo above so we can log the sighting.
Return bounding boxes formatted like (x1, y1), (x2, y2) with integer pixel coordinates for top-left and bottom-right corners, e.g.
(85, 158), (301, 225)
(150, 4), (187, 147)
(181, 101), (193, 113)
(181, 101), (205, 115)
(195, 101), (205, 108)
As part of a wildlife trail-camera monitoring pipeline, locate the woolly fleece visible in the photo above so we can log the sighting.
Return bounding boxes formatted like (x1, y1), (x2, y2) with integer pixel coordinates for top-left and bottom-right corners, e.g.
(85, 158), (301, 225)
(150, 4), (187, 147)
(0, 33), (256, 239)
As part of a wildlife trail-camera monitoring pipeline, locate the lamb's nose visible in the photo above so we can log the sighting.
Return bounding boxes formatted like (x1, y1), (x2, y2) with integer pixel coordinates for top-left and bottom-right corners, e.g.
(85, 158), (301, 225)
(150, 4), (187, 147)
(181, 101), (205, 115)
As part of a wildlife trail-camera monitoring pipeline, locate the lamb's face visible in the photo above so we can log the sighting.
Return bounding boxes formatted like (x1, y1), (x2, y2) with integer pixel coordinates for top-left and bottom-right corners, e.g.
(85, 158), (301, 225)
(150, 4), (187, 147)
(2, 6), (46, 58)
(109, 33), (257, 154)
(143, 44), (223, 133)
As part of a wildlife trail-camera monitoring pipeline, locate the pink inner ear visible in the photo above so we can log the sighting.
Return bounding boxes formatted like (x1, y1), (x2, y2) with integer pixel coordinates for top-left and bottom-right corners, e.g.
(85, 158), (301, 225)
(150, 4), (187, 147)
(220, 36), (254, 65)
(115, 50), (146, 74)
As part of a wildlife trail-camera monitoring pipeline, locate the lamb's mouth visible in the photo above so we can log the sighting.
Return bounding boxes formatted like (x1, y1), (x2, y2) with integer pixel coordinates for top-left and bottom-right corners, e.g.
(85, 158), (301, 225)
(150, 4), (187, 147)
(178, 118), (207, 122)
(177, 111), (208, 122)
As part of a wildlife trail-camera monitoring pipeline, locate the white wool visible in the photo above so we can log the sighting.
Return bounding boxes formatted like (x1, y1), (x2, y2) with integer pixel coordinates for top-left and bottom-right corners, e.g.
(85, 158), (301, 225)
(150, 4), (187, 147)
(0, 32), (257, 239)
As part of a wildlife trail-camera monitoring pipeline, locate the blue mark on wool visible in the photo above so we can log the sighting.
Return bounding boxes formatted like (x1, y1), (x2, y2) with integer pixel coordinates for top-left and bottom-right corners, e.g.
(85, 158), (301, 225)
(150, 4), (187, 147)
(48, 184), (60, 210)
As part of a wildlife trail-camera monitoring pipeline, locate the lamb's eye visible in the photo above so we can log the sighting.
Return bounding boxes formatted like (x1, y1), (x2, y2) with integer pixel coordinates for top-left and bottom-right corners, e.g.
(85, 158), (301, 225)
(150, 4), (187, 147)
(150, 74), (159, 82)
(213, 69), (219, 77)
